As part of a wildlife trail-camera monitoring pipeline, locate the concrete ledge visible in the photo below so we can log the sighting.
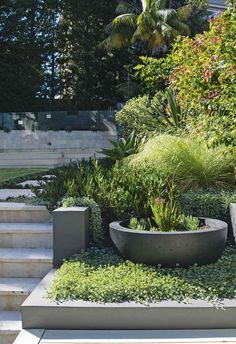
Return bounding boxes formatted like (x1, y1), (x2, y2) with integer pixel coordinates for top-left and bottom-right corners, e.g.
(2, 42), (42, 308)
(22, 270), (236, 330)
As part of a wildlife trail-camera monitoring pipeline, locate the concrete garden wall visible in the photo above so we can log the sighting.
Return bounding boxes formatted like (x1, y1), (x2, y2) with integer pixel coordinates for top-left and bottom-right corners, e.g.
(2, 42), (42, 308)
(0, 130), (116, 167)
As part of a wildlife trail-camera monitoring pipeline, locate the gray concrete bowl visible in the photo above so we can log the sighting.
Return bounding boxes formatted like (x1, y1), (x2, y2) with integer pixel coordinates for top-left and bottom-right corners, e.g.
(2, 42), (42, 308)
(109, 218), (228, 267)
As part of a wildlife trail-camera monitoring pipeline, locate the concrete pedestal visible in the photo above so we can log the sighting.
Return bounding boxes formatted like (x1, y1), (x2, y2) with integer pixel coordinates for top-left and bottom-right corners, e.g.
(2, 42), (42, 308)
(53, 207), (89, 267)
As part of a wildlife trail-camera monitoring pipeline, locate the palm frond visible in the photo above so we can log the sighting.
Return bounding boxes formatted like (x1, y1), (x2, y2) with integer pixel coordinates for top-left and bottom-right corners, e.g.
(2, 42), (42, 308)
(148, 30), (164, 50)
(113, 14), (137, 28)
(156, 9), (178, 23)
(101, 32), (131, 50)
(132, 24), (150, 42)
(116, 1), (140, 15)
(137, 11), (156, 31)
(159, 22), (176, 37)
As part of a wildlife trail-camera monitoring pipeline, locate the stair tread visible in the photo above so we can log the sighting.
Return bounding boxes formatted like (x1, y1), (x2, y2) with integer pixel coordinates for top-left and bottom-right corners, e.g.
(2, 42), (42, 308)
(0, 202), (47, 211)
(0, 278), (40, 295)
(0, 311), (22, 332)
(0, 223), (52, 233)
(0, 248), (53, 262)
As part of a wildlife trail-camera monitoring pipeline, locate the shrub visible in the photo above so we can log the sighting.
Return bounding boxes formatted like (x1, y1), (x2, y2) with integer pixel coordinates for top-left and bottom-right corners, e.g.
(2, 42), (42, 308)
(169, 8), (236, 146)
(48, 246), (236, 305)
(62, 197), (103, 245)
(116, 94), (161, 138)
(128, 134), (236, 190)
(179, 190), (236, 223)
(134, 56), (171, 95)
(116, 89), (189, 139)
(87, 162), (164, 227)
(34, 159), (105, 211)
(36, 157), (165, 234)
(33, 161), (82, 210)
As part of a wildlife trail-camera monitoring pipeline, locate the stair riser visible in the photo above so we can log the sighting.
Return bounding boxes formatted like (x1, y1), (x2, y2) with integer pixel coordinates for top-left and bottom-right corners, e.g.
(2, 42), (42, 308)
(0, 262), (52, 278)
(0, 333), (19, 344)
(0, 294), (28, 311)
(0, 210), (51, 223)
(0, 233), (53, 249)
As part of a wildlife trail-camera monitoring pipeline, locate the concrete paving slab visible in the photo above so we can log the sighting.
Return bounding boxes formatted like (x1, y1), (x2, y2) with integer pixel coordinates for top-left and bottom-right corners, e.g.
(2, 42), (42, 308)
(17, 180), (44, 188)
(0, 189), (35, 200)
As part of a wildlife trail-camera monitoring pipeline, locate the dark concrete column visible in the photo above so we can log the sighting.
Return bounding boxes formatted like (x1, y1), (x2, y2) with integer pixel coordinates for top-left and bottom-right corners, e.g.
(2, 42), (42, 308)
(53, 207), (89, 267)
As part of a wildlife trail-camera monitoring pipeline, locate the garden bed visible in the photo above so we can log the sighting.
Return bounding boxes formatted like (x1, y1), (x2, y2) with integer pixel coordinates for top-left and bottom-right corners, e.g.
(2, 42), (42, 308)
(21, 247), (236, 330)
(48, 247), (236, 305)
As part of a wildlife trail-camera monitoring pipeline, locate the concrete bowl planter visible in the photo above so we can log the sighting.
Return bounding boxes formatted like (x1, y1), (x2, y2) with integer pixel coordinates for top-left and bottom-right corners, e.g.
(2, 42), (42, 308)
(109, 218), (228, 267)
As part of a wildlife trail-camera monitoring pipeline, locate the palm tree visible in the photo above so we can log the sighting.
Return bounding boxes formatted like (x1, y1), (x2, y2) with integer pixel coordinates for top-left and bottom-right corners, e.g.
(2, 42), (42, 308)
(103, 0), (191, 55)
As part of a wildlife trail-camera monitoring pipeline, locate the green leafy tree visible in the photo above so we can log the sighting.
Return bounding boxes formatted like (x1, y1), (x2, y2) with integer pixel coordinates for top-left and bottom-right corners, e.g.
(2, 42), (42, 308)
(58, 0), (131, 109)
(0, 1), (43, 111)
(0, 0), (60, 111)
(103, 0), (191, 55)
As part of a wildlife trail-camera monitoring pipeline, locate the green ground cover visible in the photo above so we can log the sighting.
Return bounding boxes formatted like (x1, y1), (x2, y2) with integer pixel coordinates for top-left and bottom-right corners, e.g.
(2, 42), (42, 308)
(49, 247), (236, 306)
(0, 168), (47, 185)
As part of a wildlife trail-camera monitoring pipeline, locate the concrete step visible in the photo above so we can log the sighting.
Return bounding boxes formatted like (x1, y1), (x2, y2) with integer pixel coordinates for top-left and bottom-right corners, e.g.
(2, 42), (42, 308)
(0, 203), (51, 223)
(13, 329), (236, 344)
(0, 248), (53, 278)
(0, 278), (40, 310)
(0, 311), (21, 344)
(13, 329), (44, 344)
(0, 223), (53, 248)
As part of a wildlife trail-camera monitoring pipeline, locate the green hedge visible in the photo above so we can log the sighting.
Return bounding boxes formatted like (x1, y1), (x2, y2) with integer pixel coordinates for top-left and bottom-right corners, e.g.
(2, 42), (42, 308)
(179, 190), (236, 223)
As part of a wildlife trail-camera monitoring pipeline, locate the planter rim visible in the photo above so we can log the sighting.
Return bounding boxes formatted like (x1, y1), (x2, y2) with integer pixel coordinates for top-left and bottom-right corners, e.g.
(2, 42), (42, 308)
(110, 218), (227, 235)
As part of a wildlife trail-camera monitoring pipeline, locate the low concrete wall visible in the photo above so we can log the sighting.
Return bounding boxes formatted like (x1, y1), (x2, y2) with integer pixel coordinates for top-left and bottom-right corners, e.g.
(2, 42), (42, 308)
(0, 130), (116, 167)
(0, 130), (116, 151)
(21, 270), (236, 330)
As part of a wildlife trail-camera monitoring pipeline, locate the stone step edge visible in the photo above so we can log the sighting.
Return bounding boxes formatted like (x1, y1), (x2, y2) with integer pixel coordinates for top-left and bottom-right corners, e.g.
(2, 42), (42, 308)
(0, 203), (49, 212)
(0, 249), (53, 263)
(14, 329), (236, 344)
(0, 278), (40, 296)
(13, 329), (45, 344)
(0, 311), (22, 333)
(0, 223), (52, 234)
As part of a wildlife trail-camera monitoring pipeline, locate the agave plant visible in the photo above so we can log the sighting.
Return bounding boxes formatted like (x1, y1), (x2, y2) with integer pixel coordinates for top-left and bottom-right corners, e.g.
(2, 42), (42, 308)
(150, 88), (187, 129)
(100, 131), (139, 161)
(103, 0), (191, 55)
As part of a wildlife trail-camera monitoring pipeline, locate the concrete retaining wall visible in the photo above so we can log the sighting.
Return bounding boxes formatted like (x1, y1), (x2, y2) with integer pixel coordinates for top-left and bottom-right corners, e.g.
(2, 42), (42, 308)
(0, 130), (116, 167)
(21, 270), (236, 330)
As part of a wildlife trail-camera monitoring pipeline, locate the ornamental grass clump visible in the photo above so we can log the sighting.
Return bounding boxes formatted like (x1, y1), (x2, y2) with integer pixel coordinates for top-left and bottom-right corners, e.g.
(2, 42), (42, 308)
(128, 134), (236, 190)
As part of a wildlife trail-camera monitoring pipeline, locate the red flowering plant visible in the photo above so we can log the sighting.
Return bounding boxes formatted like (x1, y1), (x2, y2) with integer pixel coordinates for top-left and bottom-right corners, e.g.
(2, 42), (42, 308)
(129, 179), (200, 232)
(151, 180), (182, 232)
(168, 7), (236, 146)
